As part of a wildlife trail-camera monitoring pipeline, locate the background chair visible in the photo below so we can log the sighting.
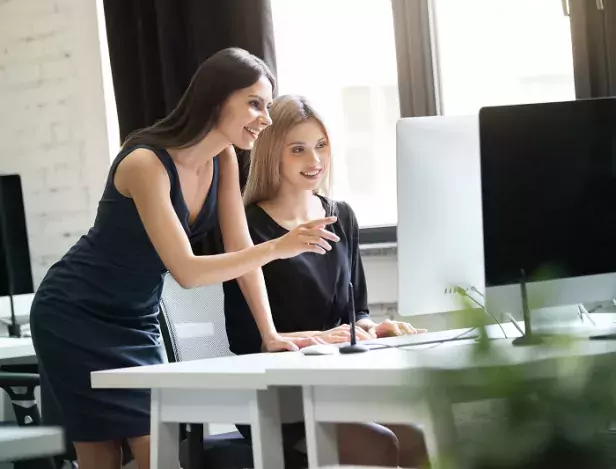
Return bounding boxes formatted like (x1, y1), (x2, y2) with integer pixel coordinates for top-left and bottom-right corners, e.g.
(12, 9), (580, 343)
(0, 366), (57, 469)
(159, 274), (307, 469)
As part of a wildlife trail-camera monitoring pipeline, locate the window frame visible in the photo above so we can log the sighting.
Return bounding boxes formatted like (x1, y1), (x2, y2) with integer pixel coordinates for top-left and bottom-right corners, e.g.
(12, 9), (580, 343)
(359, 0), (615, 245)
(358, 0), (437, 244)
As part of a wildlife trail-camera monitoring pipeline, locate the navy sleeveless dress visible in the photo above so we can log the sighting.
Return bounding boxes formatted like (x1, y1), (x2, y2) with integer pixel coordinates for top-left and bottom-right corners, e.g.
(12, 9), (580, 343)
(29, 145), (219, 442)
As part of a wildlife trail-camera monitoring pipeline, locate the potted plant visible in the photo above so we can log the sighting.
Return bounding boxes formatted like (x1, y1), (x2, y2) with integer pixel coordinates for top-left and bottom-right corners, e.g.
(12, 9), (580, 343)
(426, 290), (616, 469)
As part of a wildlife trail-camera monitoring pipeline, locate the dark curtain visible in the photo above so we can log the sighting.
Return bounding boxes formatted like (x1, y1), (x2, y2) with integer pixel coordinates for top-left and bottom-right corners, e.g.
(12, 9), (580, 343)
(569, 0), (610, 98)
(568, 0), (616, 99)
(102, 0), (278, 189)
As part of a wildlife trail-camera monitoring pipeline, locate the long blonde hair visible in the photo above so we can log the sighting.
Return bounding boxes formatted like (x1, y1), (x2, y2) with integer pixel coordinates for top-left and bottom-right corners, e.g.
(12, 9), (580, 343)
(243, 95), (332, 206)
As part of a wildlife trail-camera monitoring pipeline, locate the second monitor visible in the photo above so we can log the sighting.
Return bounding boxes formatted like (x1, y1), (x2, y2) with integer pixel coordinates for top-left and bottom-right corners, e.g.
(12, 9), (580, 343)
(481, 97), (616, 316)
(396, 115), (484, 316)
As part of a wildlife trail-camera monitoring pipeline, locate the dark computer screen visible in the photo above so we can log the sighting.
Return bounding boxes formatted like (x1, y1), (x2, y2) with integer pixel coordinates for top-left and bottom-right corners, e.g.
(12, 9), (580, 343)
(480, 98), (616, 287)
(0, 174), (34, 296)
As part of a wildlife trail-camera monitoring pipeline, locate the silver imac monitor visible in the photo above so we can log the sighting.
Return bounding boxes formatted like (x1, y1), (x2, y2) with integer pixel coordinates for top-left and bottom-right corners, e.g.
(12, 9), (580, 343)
(396, 115), (485, 316)
(480, 98), (616, 319)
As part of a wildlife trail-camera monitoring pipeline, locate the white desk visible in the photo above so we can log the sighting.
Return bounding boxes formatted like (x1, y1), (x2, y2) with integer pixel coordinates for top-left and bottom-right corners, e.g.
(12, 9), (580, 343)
(90, 325), (512, 469)
(0, 295), (35, 363)
(0, 294), (33, 323)
(266, 323), (616, 467)
(92, 353), (306, 469)
(265, 346), (433, 468)
(0, 337), (35, 361)
(0, 426), (64, 461)
(91, 321), (616, 469)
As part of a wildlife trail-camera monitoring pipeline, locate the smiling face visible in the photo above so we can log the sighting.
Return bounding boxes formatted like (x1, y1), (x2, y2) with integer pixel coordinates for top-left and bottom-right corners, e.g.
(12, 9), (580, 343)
(279, 119), (330, 193)
(215, 75), (273, 150)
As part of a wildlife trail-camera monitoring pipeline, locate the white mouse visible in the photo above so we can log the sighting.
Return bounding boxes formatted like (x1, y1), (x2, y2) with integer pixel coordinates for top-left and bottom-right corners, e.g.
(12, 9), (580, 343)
(300, 344), (340, 356)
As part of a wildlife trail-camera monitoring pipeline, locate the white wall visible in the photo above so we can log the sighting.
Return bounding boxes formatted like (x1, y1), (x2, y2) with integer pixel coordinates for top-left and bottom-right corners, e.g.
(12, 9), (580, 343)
(0, 0), (112, 286)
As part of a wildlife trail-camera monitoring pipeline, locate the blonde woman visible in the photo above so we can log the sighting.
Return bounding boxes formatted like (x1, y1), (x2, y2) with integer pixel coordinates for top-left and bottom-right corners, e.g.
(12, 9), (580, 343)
(222, 95), (428, 468)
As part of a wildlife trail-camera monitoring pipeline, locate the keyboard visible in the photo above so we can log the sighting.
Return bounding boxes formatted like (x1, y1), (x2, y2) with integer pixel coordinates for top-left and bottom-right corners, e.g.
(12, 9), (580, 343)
(369, 328), (479, 348)
(335, 328), (481, 350)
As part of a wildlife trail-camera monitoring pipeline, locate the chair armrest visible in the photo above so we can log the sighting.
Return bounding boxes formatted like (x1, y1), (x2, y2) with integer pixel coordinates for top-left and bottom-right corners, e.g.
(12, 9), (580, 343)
(0, 372), (40, 387)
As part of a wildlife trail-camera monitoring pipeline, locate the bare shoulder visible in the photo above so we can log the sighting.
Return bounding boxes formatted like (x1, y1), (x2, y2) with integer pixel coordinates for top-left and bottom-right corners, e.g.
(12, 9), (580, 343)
(115, 147), (170, 197)
(217, 146), (240, 179)
(117, 147), (167, 176)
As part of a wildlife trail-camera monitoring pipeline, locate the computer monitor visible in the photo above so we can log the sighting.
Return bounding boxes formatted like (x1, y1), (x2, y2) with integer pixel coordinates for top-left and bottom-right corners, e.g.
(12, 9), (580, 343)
(480, 98), (616, 317)
(396, 115), (485, 316)
(0, 174), (35, 336)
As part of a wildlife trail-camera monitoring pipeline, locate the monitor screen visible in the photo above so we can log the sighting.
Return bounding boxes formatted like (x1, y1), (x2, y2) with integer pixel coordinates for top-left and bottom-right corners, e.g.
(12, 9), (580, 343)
(480, 98), (616, 288)
(0, 174), (34, 296)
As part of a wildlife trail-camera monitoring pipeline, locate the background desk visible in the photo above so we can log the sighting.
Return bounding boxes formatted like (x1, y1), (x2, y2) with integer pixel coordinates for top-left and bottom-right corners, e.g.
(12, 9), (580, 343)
(0, 426), (64, 462)
(0, 338), (35, 362)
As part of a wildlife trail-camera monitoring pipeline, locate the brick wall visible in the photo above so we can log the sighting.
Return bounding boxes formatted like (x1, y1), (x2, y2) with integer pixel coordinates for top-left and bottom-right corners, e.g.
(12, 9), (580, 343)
(0, 0), (114, 286)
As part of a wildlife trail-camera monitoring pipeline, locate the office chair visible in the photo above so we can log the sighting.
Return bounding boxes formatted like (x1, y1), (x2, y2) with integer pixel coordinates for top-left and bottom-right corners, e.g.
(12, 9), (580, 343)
(0, 368), (57, 468)
(158, 274), (307, 469)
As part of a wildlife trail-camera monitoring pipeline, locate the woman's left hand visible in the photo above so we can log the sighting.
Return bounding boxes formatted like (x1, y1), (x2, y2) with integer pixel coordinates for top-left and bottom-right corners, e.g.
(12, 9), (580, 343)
(369, 319), (427, 338)
(262, 334), (323, 352)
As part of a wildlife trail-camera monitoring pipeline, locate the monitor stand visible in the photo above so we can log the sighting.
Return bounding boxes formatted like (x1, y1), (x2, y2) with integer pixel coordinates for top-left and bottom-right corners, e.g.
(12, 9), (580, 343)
(512, 269), (543, 347)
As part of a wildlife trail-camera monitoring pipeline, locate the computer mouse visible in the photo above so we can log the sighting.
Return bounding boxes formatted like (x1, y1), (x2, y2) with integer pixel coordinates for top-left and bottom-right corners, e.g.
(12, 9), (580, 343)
(300, 344), (340, 355)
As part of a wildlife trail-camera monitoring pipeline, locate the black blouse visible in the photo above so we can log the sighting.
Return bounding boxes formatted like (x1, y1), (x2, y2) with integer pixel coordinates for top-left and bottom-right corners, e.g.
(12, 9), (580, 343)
(223, 196), (370, 355)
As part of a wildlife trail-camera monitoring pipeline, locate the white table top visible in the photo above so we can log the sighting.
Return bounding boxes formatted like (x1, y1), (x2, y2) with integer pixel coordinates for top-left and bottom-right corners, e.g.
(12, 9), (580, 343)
(418, 336), (616, 390)
(92, 320), (616, 392)
(92, 352), (290, 390)
(265, 323), (516, 387)
(91, 325), (501, 390)
(91, 345), (427, 391)
(0, 426), (64, 461)
(0, 337), (35, 361)
(265, 347), (424, 387)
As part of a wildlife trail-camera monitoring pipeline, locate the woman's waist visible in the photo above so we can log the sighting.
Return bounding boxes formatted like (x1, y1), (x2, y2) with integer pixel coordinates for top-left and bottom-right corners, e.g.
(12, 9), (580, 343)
(45, 241), (165, 290)
(30, 289), (162, 333)
(34, 258), (165, 319)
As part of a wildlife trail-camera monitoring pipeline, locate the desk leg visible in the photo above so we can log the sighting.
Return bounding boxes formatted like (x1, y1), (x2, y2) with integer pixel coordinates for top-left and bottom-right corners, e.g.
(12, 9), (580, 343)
(249, 388), (285, 469)
(422, 388), (459, 466)
(150, 388), (179, 469)
(303, 386), (339, 468)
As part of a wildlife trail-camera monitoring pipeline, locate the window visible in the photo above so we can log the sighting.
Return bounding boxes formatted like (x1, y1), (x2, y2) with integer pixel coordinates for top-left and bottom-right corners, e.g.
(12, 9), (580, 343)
(96, 0), (120, 160)
(271, 0), (400, 228)
(433, 0), (576, 115)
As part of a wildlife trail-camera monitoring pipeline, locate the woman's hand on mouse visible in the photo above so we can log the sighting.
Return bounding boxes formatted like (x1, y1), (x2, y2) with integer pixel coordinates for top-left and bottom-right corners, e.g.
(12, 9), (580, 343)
(272, 217), (340, 259)
(369, 319), (427, 338)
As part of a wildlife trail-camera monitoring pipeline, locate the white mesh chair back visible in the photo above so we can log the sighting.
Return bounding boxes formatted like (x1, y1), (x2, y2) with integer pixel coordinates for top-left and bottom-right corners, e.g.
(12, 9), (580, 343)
(159, 273), (232, 361)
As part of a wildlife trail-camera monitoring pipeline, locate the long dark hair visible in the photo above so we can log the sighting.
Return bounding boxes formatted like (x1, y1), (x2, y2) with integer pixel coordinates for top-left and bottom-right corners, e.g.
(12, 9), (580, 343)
(122, 47), (276, 150)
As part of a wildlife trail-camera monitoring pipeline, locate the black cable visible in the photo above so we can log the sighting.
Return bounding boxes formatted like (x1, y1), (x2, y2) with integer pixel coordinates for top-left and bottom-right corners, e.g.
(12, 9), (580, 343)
(419, 326), (479, 349)
(454, 286), (508, 339)
(360, 326), (480, 351)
